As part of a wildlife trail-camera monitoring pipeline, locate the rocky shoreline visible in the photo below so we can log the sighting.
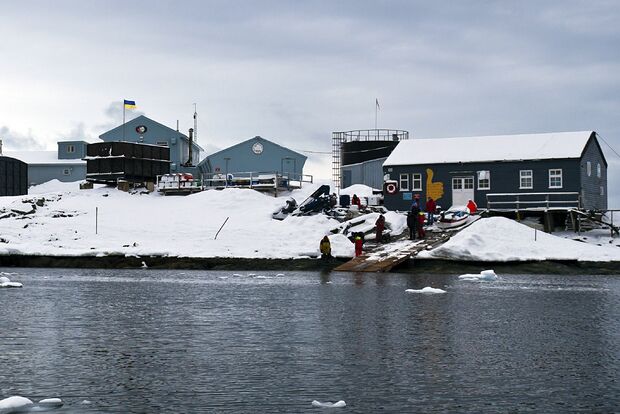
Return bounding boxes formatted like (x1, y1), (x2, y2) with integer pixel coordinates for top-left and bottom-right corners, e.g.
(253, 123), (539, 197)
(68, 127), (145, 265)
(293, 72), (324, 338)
(1, 254), (620, 274)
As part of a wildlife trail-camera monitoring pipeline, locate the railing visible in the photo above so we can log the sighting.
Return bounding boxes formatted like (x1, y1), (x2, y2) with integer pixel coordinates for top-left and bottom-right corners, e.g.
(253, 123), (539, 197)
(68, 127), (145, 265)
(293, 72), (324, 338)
(486, 192), (581, 211)
(202, 171), (313, 190)
(156, 171), (313, 193)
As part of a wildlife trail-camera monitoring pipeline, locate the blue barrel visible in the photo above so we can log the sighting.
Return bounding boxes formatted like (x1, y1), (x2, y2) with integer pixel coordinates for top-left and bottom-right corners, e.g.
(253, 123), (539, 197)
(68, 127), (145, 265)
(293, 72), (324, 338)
(339, 194), (350, 207)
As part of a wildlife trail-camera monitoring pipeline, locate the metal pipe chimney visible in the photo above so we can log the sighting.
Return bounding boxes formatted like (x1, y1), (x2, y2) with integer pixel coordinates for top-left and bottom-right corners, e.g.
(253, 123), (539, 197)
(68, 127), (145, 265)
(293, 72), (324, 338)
(187, 128), (194, 166)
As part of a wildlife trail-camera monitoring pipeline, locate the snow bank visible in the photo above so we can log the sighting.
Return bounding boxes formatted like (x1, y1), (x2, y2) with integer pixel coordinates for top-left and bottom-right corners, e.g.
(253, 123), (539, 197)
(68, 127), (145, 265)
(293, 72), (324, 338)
(405, 287), (446, 294)
(459, 269), (498, 281)
(339, 184), (377, 198)
(311, 400), (346, 408)
(419, 217), (620, 262)
(0, 276), (22, 288)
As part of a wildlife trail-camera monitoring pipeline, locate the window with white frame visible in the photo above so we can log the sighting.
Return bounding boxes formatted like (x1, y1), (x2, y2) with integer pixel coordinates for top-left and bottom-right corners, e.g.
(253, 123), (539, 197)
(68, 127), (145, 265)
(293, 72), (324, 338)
(549, 169), (562, 188)
(67, 145), (75, 153)
(399, 173), (409, 191)
(477, 170), (490, 190)
(520, 170), (533, 189)
(587, 161), (591, 176)
(597, 163), (601, 178)
(412, 173), (422, 190)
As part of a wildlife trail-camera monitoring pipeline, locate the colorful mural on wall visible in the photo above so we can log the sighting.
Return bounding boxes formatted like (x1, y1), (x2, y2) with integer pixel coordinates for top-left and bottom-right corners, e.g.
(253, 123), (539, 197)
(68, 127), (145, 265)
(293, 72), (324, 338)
(426, 168), (444, 201)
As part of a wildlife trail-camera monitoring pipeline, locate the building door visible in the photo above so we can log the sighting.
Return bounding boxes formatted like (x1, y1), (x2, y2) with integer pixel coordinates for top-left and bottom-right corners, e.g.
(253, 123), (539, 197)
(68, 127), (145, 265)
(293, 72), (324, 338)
(342, 170), (352, 188)
(451, 176), (474, 207)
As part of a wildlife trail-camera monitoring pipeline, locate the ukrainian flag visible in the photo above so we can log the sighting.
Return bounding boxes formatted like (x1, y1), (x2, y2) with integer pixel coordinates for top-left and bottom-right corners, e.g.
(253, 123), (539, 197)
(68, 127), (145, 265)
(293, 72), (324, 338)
(124, 99), (136, 109)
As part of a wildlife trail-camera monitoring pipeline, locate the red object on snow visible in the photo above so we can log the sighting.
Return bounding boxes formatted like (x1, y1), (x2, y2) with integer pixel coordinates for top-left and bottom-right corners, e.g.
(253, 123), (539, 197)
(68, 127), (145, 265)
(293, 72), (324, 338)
(467, 199), (477, 214)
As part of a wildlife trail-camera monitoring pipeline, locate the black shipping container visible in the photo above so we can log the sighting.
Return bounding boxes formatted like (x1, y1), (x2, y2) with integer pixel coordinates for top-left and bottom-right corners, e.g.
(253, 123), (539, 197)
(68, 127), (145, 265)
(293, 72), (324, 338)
(85, 142), (170, 184)
(0, 156), (28, 196)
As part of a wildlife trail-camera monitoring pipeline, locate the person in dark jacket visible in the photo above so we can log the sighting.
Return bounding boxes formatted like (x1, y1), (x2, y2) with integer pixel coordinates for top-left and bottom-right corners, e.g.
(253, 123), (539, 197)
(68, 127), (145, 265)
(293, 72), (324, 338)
(352, 194), (361, 208)
(375, 214), (385, 243)
(407, 210), (416, 240)
(320, 236), (331, 259)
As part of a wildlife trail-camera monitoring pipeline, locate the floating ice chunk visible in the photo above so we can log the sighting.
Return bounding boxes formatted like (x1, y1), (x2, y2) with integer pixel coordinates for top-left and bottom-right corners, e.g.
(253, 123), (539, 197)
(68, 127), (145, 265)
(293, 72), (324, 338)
(0, 276), (23, 288)
(405, 287), (446, 294)
(312, 400), (346, 408)
(80, 400), (92, 405)
(0, 396), (34, 413)
(255, 275), (272, 279)
(276, 273), (285, 277)
(232, 274), (242, 277)
(218, 276), (229, 280)
(141, 261), (148, 268)
(458, 269), (498, 281)
(38, 398), (63, 407)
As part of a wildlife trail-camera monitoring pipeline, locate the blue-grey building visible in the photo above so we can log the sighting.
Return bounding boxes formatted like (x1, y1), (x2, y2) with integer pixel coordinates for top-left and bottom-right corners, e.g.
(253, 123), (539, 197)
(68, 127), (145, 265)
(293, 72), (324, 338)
(5, 140), (88, 186)
(200, 136), (306, 177)
(99, 115), (203, 174)
(383, 131), (607, 211)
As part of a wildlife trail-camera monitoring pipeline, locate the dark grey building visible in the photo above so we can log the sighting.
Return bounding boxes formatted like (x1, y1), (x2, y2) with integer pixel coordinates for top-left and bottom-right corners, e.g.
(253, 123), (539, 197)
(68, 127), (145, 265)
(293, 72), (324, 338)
(383, 131), (607, 211)
(333, 129), (408, 191)
(0, 156), (28, 196)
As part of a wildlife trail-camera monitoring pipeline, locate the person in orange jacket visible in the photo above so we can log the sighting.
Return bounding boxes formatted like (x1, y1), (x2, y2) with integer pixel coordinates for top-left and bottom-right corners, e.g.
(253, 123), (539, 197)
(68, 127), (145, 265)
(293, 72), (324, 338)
(417, 212), (426, 239)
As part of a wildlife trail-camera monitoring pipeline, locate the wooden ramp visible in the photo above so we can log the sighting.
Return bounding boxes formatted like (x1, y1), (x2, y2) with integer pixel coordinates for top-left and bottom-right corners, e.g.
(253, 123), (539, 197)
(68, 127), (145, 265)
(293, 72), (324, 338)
(334, 232), (451, 273)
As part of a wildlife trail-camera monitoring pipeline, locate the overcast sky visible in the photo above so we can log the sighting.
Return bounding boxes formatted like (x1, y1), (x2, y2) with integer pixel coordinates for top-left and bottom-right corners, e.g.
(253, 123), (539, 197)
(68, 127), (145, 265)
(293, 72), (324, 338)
(1, 0), (619, 203)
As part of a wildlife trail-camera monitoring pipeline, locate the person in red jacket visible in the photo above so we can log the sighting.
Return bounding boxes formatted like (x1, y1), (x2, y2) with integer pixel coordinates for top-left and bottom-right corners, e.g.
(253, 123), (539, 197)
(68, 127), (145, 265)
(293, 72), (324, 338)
(352, 194), (361, 208)
(426, 197), (437, 225)
(467, 199), (477, 214)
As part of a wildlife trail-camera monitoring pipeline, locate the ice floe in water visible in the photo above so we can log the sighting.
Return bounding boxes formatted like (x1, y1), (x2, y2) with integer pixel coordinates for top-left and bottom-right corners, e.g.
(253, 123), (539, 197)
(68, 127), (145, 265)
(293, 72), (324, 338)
(405, 287), (446, 294)
(0, 276), (23, 288)
(311, 400), (346, 408)
(0, 396), (63, 413)
(458, 269), (498, 281)
(218, 276), (229, 280)
(37, 398), (63, 407)
(0, 396), (33, 413)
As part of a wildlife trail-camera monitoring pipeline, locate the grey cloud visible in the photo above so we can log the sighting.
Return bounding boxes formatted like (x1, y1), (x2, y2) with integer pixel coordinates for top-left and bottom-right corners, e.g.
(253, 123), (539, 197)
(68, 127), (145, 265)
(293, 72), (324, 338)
(0, 126), (47, 151)
(95, 101), (145, 137)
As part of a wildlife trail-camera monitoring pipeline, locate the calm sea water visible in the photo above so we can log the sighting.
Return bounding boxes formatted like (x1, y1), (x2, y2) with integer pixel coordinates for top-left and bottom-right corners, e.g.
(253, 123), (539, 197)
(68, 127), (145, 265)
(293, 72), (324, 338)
(0, 268), (619, 413)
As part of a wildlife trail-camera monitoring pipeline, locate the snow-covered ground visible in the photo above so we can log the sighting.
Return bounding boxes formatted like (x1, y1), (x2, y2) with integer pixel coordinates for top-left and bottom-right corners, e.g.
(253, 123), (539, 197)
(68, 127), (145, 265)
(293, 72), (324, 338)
(419, 216), (620, 262)
(0, 181), (618, 262)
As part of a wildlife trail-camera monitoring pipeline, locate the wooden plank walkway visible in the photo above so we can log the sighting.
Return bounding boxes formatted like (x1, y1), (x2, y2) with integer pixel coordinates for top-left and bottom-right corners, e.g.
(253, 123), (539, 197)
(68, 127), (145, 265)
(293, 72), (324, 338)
(333, 232), (451, 273)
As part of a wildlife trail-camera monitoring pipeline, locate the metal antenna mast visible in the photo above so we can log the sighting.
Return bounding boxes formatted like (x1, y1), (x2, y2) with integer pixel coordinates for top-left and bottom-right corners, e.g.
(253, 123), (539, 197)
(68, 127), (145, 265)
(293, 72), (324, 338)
(193, 103), (198, 142)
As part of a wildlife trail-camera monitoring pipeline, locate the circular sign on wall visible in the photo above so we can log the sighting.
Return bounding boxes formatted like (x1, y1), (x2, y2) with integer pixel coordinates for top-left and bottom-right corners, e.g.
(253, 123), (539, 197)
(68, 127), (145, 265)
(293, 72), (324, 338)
(136, 125), (148, 134)
(252, 142), (264, 155)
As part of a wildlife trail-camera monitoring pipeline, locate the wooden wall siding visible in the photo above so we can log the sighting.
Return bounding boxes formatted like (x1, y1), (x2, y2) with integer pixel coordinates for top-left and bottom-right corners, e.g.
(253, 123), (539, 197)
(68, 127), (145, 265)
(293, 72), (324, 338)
(579, 135), (608, 210)
(383, 158), (583, 211)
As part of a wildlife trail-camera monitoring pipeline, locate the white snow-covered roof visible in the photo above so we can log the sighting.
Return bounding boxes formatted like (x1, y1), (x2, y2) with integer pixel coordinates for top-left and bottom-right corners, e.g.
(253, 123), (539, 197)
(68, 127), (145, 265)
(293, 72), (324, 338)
(384, 131), (594, 166)
(3, 151), (85, 165)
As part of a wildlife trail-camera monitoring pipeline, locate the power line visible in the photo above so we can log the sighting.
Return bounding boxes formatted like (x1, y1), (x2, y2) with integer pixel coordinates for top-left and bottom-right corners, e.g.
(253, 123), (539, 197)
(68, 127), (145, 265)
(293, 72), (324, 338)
(596, 132), (620, 160)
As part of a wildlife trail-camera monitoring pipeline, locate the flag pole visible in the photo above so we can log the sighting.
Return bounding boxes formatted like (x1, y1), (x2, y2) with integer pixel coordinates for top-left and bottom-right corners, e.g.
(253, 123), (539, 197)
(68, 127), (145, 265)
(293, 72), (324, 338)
(375, 99), (378, 130)
(122, 99), (126, 140)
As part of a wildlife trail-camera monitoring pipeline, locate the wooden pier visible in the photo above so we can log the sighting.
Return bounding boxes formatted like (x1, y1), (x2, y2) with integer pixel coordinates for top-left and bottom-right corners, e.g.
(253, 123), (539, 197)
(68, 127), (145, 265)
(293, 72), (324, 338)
(334, 232), (451, 273)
